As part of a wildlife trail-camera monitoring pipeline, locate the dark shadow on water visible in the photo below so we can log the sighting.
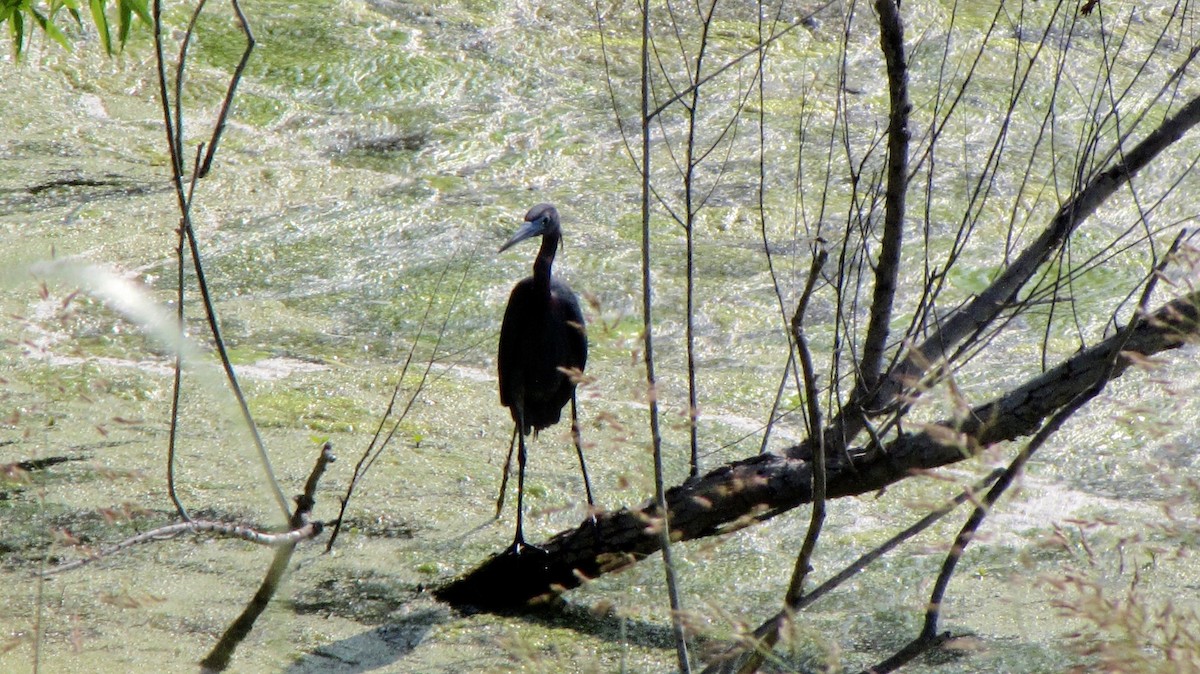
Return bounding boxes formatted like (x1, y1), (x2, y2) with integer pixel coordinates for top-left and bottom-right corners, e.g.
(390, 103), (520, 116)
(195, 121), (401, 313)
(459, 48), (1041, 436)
(284, 607), (449, 674)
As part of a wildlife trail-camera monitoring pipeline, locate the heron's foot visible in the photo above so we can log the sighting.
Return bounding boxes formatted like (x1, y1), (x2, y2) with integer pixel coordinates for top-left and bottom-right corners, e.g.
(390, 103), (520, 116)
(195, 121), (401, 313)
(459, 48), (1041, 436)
(583, 510), (600, 528)
(505, 537), (547, 557)
(584, 512), (602, 547)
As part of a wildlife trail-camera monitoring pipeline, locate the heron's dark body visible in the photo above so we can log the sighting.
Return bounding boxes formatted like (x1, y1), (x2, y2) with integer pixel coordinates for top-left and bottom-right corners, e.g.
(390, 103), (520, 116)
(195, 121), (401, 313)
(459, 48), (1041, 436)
(494, 202), (594, 552)
(498, 276), (587, 434)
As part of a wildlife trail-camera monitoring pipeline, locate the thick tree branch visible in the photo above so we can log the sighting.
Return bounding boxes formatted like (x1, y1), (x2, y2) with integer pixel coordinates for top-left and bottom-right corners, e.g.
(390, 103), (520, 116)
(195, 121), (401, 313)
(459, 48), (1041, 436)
(436, 291), (1198, 608)
(857, 0), (909, 393)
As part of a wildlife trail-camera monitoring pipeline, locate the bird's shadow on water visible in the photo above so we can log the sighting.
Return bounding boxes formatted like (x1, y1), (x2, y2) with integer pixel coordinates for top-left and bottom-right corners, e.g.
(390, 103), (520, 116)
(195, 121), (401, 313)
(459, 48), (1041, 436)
(441, 519), (683, 651)
(282, 595), (679, 673)
(283, 606), (450, 674)
(283, 517), (678, 671)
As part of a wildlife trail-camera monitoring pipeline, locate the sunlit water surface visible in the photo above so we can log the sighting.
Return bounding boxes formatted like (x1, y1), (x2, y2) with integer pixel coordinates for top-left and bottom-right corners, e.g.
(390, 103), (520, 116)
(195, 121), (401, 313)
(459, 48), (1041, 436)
(2, 1), (1198, 672)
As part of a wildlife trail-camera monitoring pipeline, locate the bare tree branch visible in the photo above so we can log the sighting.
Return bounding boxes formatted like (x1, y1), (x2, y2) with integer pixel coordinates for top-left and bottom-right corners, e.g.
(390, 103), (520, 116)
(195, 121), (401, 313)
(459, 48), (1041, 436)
(732, 248), (829, 674)
(856, 0), (910, 395)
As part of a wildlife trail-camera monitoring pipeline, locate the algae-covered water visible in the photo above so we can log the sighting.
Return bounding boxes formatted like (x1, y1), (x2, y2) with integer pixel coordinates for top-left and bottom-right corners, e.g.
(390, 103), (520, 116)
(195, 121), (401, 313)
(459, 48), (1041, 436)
(2, 1), (1199, 672)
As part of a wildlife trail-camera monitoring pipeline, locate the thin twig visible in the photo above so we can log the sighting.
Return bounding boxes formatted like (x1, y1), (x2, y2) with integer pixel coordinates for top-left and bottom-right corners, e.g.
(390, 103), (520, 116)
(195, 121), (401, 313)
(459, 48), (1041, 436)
(165, 144), (206, 522)
(784, 250), (831, 607)
(175, 0), (211, 162)
(758, 351), (793, 454)
(732, 248), (827, 674)
(682, 0), (719, 480)
(643, 1), (691, 669)
(326, 238), (477, 550)
(199, 0), (255, 178)
(152, 0), (285, 518)
(647, 1), (836, 120)
(180, 204), (289, 519)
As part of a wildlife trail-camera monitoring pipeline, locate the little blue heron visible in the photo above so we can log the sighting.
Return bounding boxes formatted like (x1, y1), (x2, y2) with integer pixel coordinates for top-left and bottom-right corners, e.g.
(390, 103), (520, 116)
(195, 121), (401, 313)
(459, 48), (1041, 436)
(496, 203), (594, 553)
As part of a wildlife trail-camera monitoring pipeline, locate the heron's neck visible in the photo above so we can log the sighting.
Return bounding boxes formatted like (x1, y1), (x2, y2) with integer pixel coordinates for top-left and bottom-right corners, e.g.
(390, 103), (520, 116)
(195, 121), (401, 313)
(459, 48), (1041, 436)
(533, 231), (559, 284)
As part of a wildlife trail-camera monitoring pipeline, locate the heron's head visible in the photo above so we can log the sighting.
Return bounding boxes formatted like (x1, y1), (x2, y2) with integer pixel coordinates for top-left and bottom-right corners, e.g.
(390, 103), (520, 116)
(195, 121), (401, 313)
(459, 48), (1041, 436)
(499, 203), (560, 252)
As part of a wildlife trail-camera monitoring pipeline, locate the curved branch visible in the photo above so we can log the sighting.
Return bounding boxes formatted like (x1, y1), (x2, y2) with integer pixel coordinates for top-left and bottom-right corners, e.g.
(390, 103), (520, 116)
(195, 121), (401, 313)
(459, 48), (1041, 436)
(200, 443), (335, 672)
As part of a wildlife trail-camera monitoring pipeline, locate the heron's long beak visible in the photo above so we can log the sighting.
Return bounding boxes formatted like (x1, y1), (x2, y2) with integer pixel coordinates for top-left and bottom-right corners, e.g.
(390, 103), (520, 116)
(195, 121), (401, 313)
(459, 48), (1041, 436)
(498, 219), (545, 253)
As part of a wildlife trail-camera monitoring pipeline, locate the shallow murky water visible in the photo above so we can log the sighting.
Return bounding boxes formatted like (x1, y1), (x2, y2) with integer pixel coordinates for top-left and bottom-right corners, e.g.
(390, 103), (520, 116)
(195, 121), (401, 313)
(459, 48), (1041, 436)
(3, 0), (1199, 672)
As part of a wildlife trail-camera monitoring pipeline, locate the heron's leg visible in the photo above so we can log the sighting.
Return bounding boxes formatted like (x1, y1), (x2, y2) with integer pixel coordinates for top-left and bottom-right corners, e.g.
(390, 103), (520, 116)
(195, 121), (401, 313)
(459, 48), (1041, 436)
(512, 424), (529, 551)
(572, 395), (601, 551)
(571, 395), (595, 508)
(494, 425), (518, 519)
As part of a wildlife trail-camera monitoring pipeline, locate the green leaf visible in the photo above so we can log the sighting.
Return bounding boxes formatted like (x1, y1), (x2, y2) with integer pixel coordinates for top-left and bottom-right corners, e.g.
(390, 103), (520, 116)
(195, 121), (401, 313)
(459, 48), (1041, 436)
(124, 0), (149, 27)
(50, 0), (83, 27)
(30, 7), (69, 50)
(1, 0), (146, 56)
(49, 0), (81, 16)
(116, 0), (128, 48)
(88, 0), (111, 55)
(10, 8), (24, 59)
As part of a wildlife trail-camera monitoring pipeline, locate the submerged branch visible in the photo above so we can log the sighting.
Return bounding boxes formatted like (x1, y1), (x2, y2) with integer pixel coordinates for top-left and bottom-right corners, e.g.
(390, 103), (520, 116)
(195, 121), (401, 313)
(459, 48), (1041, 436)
(200, 443), (335, 673)
(43, 518), (323, 576)
(45, 445), (334, 580)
